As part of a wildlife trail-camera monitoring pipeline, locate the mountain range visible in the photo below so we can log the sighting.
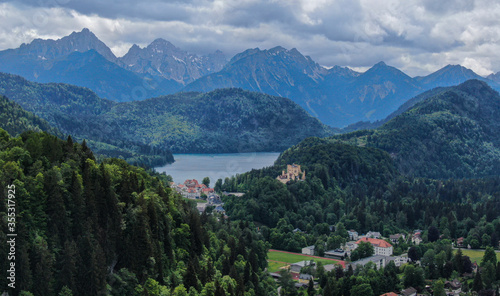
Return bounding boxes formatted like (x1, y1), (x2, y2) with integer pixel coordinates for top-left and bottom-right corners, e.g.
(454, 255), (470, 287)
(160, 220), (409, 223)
(2, 28), (500, 127)
(0, 28), (226, 102)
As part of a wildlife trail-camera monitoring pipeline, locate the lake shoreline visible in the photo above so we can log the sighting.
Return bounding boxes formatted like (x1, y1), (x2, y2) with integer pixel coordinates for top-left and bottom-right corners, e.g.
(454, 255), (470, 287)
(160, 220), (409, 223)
(155, 152), (280, 184)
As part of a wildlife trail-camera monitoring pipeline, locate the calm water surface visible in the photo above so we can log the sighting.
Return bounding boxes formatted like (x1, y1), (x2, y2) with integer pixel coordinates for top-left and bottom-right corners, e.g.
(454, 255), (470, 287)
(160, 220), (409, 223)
(155, 152), (280, 184)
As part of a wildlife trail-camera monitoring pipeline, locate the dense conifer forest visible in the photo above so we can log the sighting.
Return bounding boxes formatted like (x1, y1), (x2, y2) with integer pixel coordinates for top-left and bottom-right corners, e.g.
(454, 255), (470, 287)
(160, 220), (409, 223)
(0, 129), (277, 296)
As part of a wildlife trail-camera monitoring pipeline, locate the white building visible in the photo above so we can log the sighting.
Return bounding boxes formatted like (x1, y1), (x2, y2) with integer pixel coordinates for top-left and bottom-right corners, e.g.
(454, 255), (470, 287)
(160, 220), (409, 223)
(355, 237), (393, 256)
(301, 246), (315, 256)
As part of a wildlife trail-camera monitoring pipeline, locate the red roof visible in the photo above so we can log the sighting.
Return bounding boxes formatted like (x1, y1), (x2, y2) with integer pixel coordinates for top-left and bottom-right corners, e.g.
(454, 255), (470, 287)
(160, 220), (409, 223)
(356, 237), (392, 248)
(184, 179), (199, 186)
(380, 293), (398, 296)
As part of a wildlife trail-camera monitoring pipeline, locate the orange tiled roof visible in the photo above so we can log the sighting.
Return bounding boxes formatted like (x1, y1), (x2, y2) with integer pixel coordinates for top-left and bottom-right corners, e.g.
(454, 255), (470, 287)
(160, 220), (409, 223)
(380, 293), (398, 296)
(356, 237), (392, 248)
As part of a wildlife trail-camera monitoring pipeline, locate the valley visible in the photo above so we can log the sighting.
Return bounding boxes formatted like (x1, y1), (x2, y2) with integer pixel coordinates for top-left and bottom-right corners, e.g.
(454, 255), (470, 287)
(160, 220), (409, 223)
(0, 22), (500, 296)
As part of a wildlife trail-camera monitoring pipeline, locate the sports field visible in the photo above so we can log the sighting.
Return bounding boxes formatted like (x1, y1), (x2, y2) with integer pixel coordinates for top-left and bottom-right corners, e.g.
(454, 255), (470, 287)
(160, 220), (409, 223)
(455, 249), (500, 263)
(267, 249), (345, 273)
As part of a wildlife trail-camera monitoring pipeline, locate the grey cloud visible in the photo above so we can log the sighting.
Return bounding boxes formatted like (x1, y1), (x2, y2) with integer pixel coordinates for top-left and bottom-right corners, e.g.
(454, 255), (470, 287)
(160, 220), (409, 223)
(421, 0), (475, 14)
(1, 0), (500, 76)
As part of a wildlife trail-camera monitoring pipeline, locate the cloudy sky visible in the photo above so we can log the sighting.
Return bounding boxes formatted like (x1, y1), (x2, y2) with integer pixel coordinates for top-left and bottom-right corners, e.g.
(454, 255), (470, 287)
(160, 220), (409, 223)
(1, 0), (499, 76)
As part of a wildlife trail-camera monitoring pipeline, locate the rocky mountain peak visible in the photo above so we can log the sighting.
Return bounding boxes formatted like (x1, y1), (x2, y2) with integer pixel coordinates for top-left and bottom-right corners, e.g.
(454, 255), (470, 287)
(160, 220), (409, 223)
(17, 28), (116, 62)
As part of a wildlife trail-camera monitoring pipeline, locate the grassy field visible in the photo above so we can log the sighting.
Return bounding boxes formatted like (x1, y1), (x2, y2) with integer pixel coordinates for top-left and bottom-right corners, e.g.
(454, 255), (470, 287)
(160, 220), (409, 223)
(267, 250), (343, 273)
(268, 261), (288, 273)
(455, 249), (500, 263)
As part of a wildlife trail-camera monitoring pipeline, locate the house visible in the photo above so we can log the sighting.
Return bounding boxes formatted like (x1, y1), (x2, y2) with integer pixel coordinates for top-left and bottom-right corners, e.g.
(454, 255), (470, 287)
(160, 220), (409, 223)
(345, 242), (357, 252)
(276, 164), (306, 184)
(366, 231), (382, 239)
(323, 264), (337, 272)
(202, 187), (215, 195)
(400, 287), (417, 296)
(214, 206), (226, 214)
(355, 237), (393, 256)
(444, 279), (462, 294)
(348, 230), (359, 241)
(290, 261), (314, 273)
(387, 255), (409, 267)
(196, 203), (207, 213)
(348, 255), (387, 270)
(456, 237), (464, 247)
(298, 274), (313, 284)
(294, 283), (308, 289)
(324, 249), (346, 260)
(389, 234), (405, 244)
(184, 179), (200, 188)
(380, 293), (398, 296)
(186, 188), (199, 199)
(302, 246), (315, 256)
(269, 272), (281, 280)
(412, 232), (422, 245)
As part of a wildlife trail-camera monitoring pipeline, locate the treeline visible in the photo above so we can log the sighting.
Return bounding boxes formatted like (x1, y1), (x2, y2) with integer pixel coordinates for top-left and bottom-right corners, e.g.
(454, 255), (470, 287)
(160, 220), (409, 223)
(0, 129), (276, 296)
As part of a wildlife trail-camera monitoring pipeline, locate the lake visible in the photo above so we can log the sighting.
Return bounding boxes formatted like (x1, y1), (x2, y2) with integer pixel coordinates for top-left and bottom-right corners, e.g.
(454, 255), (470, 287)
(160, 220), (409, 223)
(155, 152), (280, 184)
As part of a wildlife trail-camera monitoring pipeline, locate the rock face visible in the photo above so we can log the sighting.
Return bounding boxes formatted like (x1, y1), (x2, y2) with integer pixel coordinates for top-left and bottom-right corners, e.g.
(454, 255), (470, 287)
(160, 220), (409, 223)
(16, 28), (117, 62)
(119, 39), (226, 84)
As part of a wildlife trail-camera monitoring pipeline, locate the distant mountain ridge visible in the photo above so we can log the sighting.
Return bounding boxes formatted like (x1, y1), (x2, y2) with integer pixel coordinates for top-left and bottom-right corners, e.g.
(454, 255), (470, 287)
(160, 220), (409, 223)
(0, 72), (333, 157)
(2, 29), (500, 127)
(184, 48), (500, 127)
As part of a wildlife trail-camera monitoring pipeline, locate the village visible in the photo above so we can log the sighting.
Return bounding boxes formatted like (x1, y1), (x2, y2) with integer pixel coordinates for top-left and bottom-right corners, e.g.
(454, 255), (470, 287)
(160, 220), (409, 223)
(269, 229), (473, 296)
(170, 178), (227, 215)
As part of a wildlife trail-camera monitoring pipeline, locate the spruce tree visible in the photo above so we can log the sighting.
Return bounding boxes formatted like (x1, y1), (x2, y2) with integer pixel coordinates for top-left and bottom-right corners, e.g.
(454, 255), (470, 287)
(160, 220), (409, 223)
(473, 271), (483, 292)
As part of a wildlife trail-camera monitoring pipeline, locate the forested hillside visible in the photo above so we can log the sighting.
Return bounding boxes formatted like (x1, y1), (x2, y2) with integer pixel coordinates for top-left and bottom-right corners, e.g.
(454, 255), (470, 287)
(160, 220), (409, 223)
(224, 137), (499, 244)
(0, 73), (334, 156)
(0, 95), (62, 137)
(0, 78), (173, 167)
(0, 129), (276, 296)
(336, 79), (500, 179)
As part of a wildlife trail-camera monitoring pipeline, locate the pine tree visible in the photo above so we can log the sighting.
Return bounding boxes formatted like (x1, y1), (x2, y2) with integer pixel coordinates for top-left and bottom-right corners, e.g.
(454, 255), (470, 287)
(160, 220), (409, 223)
(57, 240), (78, 293)
(58, 285), (73, 296)
(31, 236), (54, 296)
(473, 271), (483, 292)
(69, 171), (84, 238)
(307, 278), (315, 296)
(453, 248), (464, 274)
(184, 258), (200, 291)
(433, 279), (446, 296)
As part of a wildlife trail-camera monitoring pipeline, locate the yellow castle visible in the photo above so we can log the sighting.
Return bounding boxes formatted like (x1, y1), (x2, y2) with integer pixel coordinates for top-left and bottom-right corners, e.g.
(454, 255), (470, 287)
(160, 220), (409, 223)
(277, 164), (306, 184)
